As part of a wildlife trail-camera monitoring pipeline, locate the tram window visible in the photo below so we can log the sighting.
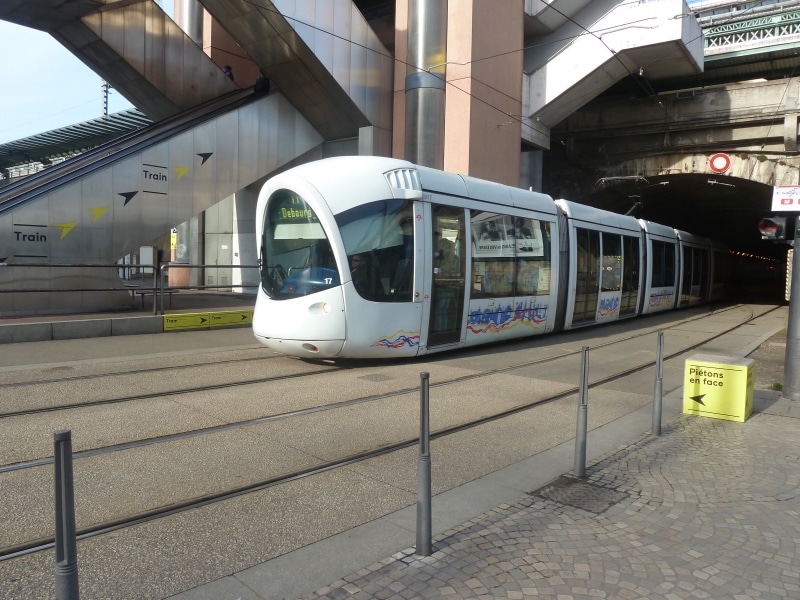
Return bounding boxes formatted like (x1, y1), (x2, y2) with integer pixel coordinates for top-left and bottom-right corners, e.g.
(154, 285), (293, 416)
(620, 235), (640, 315)
(600, 233), (622, 292)
(695, 249), (708, 285)
(335, 199), (414, 302)
(471, 212), (513, 297)
(713, 250), (730, 283)
(572, 228), (600, 323)
(471, 213), (551, 298)
(650, 241), (675, 288)
(680, 246), (694, 302)
(515, 220), (551, 296)
(261, 189), (339, 299)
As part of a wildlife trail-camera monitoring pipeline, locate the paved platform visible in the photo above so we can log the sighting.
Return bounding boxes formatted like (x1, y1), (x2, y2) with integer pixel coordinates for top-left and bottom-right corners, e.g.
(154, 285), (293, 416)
(4, 302), (795, 600)
(298, 394), (800, 600)
(169, 327), (799, 600)
(0, 291), (256, 343)
(173, 391), (799, 600)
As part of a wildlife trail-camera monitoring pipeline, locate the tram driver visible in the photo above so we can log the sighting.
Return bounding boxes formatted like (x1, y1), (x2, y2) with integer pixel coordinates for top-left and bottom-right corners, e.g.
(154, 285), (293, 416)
(350, 253), (368, 294)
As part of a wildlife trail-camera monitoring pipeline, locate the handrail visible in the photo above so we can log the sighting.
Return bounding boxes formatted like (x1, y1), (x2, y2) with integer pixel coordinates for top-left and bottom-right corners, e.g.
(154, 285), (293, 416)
(0, 262), (259, 317)
(157, 263), (259, 315)
(0, 88), (257, 215)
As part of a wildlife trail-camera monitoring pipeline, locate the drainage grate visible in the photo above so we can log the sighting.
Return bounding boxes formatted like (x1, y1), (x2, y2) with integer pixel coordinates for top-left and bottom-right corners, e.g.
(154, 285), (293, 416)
(531, 475), (626, 514)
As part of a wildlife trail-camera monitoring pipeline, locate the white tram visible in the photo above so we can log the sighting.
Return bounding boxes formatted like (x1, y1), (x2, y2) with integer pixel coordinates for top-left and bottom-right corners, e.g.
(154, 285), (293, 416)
(254, 156), (726, 359)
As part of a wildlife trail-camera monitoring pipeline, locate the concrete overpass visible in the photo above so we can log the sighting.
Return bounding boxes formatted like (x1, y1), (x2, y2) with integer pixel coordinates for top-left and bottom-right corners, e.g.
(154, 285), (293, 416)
(545, 1), (800, 258)
(0, 0), (393, 316)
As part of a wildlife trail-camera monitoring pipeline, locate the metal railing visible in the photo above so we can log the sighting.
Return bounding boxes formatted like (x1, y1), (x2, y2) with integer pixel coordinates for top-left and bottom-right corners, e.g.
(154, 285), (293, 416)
(705, 9), (800, 54)
(0, 262), (260, 316)
(0, 262), (159, 302)
(156, 263), (259, 315)
(43, 339), (671, 595)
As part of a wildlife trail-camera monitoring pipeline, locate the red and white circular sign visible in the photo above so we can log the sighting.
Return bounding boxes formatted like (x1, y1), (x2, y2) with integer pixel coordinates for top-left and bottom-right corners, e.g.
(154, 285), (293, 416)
(709, 153), (731, 173)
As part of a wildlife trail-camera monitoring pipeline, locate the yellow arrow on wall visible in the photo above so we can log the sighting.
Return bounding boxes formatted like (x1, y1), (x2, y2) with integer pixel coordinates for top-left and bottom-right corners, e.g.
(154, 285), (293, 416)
(55, 222), (77, 239)
(87, 207), (108, 222)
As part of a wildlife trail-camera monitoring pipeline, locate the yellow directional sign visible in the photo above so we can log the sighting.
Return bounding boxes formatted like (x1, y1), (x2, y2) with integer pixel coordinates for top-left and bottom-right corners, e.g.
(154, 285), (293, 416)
(209, 310), (253, 328)
(163, 313), (211, 331)
(683, 354), (754, 422)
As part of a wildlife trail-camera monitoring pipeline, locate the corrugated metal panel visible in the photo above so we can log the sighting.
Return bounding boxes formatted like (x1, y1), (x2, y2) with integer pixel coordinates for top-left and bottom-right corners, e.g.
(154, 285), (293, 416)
(0, 109), (151, 173)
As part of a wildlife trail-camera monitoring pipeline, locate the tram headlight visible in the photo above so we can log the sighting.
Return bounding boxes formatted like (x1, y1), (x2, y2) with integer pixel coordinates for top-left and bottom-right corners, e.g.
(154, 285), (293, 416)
(309, 302), (332, 315)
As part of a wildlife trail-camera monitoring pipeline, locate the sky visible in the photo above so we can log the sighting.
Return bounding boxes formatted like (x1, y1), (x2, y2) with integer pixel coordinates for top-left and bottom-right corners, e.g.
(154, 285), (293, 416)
(0, 0), (174, 146)
(0, 21), (135, 145)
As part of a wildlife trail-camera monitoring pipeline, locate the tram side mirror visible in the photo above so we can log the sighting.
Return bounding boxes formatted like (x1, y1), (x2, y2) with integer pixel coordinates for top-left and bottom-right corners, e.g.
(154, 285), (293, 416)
(758, 216), (787, 240)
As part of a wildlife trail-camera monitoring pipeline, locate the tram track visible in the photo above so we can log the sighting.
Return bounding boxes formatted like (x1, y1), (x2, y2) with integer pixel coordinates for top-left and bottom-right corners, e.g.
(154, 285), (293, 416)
(0, 303), (751, 421)
(0, 303), (781, 562)
(0, 303), (761, 468)
(0, 303), (773, 473)
(0, 351), (276, 388)
(0, 365), (340, 419)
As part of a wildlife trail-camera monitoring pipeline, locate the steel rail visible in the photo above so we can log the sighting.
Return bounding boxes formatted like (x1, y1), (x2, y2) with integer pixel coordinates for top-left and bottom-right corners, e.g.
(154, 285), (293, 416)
(0, 304), (780, 561)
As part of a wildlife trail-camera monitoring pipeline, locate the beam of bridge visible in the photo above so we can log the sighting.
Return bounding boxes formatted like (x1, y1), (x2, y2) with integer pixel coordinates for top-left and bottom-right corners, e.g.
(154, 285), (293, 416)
(522, 0), (703, 149)
(0, 0), (238, 121)
(544, 76), (800, 258)
(0, 0), (393, 149)
(703, 3), (800, 59)
(199, 0), (393, 144)
(557, 77), (800, 161)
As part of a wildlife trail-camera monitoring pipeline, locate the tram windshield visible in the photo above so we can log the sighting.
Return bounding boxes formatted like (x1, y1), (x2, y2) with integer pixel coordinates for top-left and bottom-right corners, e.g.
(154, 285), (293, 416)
(335, 199), (415, 302)
(260, 189), (339, 299)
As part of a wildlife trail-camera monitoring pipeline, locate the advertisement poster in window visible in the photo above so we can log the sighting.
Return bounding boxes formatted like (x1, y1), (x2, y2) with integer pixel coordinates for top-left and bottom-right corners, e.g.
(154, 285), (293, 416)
(471, 215), (544, 258)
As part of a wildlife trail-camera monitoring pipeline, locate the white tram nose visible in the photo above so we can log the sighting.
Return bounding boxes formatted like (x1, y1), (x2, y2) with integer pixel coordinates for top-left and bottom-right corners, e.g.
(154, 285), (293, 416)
(252, 287), (346, 358)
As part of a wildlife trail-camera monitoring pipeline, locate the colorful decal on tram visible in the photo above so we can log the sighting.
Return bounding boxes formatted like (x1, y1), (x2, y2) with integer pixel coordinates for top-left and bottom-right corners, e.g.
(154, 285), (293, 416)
(648, 290), (674, 308)
(597, 296), (621, 318)
(467, 300), (548, 335)
(372, 330), (422, 349)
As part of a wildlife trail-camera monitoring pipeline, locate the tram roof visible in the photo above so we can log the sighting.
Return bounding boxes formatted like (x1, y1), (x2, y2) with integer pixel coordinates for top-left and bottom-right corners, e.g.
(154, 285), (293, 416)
(555, 198), (642, 232)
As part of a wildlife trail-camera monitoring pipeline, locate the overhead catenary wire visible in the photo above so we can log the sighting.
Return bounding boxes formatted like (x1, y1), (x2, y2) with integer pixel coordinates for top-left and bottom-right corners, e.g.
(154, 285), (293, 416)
(236, 0), (790, 136)
(237, 0), (690, 133)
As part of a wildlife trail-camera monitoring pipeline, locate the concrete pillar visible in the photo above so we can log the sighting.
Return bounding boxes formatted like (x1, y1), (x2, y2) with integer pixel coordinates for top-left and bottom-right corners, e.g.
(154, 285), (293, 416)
(521, 150), (543, 192)
(784, 225), (800, 401)
(233, 187), (259, 292)
(175, 0), (204, 47)
(784, 114), (798, 152)
(405, 0), (448, 168)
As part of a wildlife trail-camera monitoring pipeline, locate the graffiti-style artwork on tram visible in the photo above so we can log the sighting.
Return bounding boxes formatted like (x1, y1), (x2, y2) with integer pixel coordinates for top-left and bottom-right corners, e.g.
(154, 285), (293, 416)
(648, 290), (675, 309)
(597, 296), (620, 319)
(371, 330), (421, 350)
(253, 157), (726, 359)
(467, 300), (549, 336)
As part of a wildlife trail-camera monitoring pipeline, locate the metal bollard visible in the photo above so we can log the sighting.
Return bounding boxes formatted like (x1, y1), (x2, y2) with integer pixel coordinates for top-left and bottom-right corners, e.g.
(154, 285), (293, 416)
(54, 430), (80, 600)
(574, 346), (589, 478)
(416, 372), (432, 556)
(652, 331), (665, 436)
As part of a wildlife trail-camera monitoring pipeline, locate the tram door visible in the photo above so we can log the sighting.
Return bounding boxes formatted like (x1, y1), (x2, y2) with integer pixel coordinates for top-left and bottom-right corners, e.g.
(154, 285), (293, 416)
(428, 205), (466, 347)
(572, 228), (600, 324)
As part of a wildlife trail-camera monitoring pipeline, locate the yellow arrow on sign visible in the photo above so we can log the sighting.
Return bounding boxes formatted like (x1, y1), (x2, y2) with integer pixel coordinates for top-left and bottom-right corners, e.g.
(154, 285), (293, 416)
(163, 313), (210, 331)
(210, 310), (253, 327)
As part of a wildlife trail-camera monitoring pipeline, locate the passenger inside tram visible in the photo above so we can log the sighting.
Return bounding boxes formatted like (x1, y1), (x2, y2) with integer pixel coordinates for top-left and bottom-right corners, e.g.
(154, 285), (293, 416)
(350, 253), (368, 293)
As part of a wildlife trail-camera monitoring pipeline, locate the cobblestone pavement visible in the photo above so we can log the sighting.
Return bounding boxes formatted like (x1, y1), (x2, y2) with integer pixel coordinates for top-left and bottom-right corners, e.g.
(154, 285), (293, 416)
(301, 397), (799, 600)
